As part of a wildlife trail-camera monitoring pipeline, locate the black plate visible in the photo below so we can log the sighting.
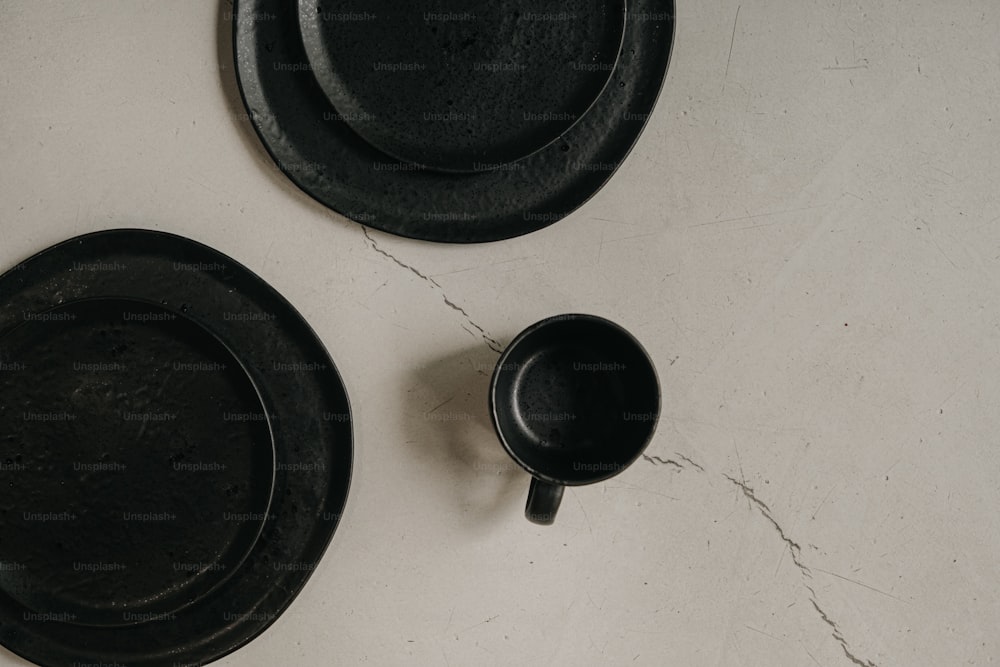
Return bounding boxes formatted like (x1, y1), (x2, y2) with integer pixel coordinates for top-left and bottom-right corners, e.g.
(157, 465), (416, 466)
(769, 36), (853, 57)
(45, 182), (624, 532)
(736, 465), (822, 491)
(0, 230), (352, 666)
(233, 0), (674, 242)
(298, 0), (627, 172)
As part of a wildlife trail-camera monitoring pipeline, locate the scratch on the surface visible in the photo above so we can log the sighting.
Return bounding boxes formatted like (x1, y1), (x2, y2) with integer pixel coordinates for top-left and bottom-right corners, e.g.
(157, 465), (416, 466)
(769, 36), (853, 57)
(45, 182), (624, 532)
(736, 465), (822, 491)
(674, 452), (705, 472)
(356, 301), (415, 331)
(603, 231), (662, 245)
(609, 481), (680, 501)
(724, 5), (741, 86)
(460, 614), (500, 633)
(744, 625), (781, 642)
(569, 489), (593, 534)
(812, 567), (908, 603)
(928, 165), (955, 179)
(588, 217), (634, 226)
(811, 485), (836, 520)
(427, 396), (455, 414)
(737, 217), (807, 232)
(642, 454), (684, 470)
(444, 607), (455, 632)
(261, 240), (276, 270)
(54, 13), (98, 24)
(429, 256), (531, 278)
(692, 204), (827, 228)
(935, 380), (967, 413)
(808, 593), (878, 667)
(822, 65), (869, 71)
(362, 226), (503, 353)
(917, 219), (958, 270)
(186, 176), (222, 196)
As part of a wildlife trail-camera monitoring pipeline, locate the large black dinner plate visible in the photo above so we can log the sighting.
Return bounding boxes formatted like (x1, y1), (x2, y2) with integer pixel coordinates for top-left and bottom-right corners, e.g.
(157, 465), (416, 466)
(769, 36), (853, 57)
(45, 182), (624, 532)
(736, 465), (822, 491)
(0, 229), (352, 666)
(232, 0), (674, 242)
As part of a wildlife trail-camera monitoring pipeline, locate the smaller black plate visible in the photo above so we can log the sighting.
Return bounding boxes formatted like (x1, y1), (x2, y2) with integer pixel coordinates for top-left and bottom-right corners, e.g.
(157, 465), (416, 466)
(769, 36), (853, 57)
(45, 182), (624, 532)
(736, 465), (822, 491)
(298, 0), (626, 172)
(1, 297), (274, 628)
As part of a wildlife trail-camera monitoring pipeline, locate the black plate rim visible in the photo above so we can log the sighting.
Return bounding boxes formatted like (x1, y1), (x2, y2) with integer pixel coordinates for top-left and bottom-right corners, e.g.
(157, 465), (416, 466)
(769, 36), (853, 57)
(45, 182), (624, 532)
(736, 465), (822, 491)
(0, 228), (353, 666)
(231, 0), (676, 243)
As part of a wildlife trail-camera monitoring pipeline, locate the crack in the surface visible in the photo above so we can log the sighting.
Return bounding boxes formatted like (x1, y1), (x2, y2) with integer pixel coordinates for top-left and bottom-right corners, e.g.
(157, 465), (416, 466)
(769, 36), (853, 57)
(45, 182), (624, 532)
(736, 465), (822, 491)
(674, 452), (705, 472)
(362, 227), (442, 287)
(362, 227), (502, 354)
(440, 295), (503, 353)
(724, 474), (810, 576)
(642, 454), (684, 470)
(808, 592), (878, 667)
(723, 475), (879, 667)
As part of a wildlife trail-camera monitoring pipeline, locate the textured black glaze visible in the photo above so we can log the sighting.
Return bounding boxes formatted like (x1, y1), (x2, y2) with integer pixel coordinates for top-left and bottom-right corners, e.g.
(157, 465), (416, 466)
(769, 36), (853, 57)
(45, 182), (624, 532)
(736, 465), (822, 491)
(0, 297), (273, 627)
(298, 0), (625, 172)
(0, 230), (352, 666)
(489, 314), (659, 523)
(233, 0), (675, 242)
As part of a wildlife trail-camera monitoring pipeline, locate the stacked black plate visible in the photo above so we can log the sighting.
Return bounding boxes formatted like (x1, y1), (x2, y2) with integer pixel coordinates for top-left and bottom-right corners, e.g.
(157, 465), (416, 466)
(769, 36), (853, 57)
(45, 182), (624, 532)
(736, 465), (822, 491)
(234, 0), (675, 242)
(0, 230), (352, 666)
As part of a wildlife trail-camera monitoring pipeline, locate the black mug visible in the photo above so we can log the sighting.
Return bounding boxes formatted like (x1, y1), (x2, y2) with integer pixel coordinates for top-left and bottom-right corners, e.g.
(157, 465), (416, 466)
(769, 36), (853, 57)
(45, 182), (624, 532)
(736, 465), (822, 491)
(489, 314), (660, 525)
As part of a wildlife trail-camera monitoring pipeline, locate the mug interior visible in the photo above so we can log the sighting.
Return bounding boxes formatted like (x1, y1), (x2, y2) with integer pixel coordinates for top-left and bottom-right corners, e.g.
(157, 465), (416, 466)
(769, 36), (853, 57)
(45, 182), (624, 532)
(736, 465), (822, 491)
(490, 315), (659, 484)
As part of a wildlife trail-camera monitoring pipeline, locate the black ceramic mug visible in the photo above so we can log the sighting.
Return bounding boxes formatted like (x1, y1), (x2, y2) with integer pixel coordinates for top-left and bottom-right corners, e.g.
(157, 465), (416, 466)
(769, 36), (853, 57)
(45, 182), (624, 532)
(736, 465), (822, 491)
(489, 314), (660, 525)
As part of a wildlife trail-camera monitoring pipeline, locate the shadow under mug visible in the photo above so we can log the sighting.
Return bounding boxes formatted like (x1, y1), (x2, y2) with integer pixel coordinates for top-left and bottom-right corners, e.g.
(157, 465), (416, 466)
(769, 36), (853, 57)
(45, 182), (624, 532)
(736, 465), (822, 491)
(489, 314), (660, 525)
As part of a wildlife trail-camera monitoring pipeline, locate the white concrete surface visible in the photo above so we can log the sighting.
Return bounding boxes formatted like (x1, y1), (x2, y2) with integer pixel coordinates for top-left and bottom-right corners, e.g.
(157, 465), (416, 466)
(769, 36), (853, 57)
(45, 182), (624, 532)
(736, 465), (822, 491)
(1, 1), (998, 665)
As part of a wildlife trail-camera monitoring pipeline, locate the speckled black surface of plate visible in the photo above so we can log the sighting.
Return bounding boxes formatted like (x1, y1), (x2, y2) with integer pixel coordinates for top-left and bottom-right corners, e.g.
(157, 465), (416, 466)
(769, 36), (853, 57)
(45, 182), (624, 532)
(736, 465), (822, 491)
(0, 229), (352, 667)
(233, 0), (674, 242)
(298, 0), (627, 172)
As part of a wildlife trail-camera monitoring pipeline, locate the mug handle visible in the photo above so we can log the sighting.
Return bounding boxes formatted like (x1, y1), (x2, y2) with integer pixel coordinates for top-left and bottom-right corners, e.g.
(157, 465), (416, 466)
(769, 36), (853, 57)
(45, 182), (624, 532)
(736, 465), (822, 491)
(526, 478), (564, 525)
